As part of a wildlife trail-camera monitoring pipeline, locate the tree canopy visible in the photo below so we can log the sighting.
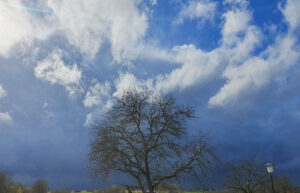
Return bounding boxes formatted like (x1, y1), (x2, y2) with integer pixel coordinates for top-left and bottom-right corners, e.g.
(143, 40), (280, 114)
(32, 180), (48, 193)
(224, 159), (268, 193)
(89, 88), (215, 193)
(0, 171), (13, 193)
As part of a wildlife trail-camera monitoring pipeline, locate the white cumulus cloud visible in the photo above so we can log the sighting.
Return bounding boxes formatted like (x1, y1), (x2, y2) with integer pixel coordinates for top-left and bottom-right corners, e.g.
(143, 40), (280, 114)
(1, 0), (299, 110)
(0, 85), (12, 125)
(155, 2), (260, 95)
(0, 0), (51, 57)
(0, 0), (148, 62)
(152, 0), (300, 108)
(114, 72), (154, 98)
(84, 100), (113, 126)
(0, 84), (7, 99)
(149, 0), (157, 6)
(208, 0), (300, 106)
(46, 0), (148, 61)
(279, 0), (300, 31)
(156, 44), (222, 93)
(222, 10), (251, 36)
(83, 81), (111, 108)
(34, 49), (83, 97)
(209, 33), (300, 106)
(0, 112), (12, 125)
(175, 0), (217, 24)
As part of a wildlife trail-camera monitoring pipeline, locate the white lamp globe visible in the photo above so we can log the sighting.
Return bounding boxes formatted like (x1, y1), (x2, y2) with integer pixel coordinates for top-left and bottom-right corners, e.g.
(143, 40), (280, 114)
(265, 163), (274, 174)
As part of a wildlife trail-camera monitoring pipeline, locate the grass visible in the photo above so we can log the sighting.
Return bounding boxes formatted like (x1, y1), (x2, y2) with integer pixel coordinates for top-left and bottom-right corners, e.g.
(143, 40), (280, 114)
(184, 192), (203, 193)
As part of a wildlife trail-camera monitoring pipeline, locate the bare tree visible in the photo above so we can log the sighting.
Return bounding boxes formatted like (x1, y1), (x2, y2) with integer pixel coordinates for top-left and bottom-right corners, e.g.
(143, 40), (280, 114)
(89, 88), (215, 193)
(32, 180), (48, 193)
(224, 159), (268, 193)
(274, 176), (294, 193)
(0, 171), (13, 193)
(9, 182), (24, 193)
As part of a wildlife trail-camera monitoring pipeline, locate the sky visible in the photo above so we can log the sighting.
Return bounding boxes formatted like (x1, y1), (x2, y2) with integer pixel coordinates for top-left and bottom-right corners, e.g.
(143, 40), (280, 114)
(0, 0), (300, 190)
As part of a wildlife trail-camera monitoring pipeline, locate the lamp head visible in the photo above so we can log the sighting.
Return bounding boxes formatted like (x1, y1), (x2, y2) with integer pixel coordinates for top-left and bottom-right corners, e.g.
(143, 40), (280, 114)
(265, 163), (274, 174)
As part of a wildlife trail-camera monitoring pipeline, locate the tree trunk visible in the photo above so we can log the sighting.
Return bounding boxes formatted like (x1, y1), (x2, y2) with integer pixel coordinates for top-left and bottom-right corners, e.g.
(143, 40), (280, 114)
(145, 171), (154, 193)
(126, 185), (133, 193)
(136, 176), (146, 193)
(144, 153), (155, 193)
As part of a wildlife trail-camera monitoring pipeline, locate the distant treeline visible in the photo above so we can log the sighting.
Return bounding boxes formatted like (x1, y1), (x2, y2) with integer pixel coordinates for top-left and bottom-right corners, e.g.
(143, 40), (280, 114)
(1, 169), (300, 193)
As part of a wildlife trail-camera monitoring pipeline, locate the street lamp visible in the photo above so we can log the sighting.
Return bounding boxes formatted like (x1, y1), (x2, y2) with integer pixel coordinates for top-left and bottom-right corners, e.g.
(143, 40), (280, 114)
(265, 163), (275, 193)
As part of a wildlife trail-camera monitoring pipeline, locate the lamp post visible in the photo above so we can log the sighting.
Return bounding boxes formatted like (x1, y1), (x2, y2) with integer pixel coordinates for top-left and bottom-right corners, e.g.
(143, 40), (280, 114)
(265, 163), (275, 193)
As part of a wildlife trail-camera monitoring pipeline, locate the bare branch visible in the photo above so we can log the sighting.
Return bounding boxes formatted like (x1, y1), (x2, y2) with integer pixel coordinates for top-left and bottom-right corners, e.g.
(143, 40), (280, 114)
(89, 88), (215, 193)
